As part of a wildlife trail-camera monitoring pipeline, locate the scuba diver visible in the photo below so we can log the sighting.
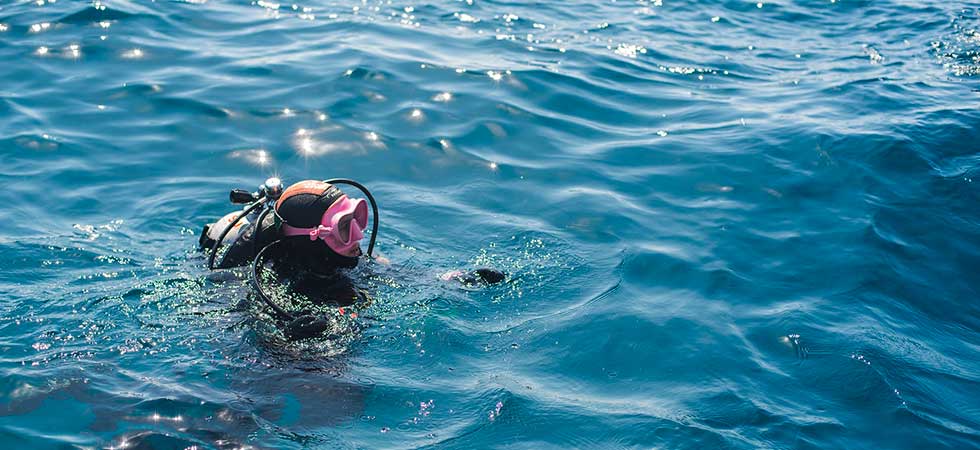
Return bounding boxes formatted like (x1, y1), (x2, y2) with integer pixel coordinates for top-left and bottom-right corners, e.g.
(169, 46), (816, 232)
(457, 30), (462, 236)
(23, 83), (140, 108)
(199, 177), (504, 340)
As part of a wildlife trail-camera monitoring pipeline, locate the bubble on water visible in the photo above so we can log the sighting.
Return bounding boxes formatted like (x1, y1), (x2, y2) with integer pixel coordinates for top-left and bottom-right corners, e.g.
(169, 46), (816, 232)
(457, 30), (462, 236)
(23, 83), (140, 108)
(73, 224), (102, 240)
(257, 0), (280, 10)
(614, 43), (647, 58)
(863, 45), (884, 64)
(32, 342), (51, 351)
(455, 12), (479, 23)
(432, 92), (452, 102)
(488, 401), (504, 421)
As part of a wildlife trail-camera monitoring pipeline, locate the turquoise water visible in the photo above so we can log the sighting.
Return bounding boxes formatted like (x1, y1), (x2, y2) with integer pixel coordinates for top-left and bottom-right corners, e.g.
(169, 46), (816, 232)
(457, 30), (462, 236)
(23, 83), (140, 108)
(2, 0), (980, 448)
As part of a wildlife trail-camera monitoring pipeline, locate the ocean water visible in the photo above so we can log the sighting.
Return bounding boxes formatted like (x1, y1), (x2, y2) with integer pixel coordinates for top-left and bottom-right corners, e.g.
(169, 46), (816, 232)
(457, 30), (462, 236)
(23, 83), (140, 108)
(1, 0), (979, 448)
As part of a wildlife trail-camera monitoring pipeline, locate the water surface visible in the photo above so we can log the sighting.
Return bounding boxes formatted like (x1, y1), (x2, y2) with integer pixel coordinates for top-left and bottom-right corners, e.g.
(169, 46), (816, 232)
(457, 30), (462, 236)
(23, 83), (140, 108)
(1, 0), (979, 448)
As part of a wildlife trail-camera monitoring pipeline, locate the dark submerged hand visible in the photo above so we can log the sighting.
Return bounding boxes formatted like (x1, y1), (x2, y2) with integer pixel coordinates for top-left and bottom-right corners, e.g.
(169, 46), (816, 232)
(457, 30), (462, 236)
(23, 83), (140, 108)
(284, 314), (330, 341)
(444, 268), (506, 286)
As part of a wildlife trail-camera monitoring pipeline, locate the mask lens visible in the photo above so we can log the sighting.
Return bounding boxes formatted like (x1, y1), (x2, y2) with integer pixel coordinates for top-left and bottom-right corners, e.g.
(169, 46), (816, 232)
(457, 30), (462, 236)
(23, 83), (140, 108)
(353, 199), (368, 229)
(337, 215), (353, 244)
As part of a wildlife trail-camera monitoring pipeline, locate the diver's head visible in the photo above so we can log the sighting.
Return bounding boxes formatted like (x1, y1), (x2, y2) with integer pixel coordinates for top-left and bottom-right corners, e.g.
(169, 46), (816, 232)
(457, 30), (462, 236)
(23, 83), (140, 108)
(274, 180), (369, 267)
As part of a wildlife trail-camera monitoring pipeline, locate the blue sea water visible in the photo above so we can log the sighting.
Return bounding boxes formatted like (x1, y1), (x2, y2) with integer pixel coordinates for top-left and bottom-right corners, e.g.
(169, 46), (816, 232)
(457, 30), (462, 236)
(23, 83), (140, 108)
(1, 0), (980, 448)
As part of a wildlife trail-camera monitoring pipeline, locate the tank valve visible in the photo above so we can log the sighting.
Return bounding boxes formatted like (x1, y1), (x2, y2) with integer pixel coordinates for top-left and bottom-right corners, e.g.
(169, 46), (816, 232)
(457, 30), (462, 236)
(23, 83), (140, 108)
(262, 177), (284, 201)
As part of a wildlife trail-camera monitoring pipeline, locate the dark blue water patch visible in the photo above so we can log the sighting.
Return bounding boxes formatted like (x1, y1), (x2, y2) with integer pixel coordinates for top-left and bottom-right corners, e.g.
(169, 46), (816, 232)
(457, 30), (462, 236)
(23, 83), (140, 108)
(58, 6), (137, 25)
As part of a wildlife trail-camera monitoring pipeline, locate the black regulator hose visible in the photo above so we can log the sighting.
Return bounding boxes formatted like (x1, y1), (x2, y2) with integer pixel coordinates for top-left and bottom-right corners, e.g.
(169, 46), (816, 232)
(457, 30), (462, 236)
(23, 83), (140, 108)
(207, 196), (266, 270)
(250, 239), (295, 322)
(324, 178), (379, 257)
(252, 205), (273, 260)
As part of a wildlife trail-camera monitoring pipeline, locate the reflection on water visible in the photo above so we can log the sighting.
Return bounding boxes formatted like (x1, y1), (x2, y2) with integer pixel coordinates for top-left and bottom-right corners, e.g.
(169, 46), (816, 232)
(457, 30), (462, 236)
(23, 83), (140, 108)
(0, 0), (979, 448)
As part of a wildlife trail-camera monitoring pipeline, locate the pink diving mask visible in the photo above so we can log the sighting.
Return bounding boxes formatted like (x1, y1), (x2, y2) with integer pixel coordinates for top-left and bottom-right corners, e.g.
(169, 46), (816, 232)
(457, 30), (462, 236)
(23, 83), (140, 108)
(280, 195), (369, 257)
